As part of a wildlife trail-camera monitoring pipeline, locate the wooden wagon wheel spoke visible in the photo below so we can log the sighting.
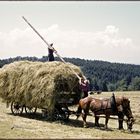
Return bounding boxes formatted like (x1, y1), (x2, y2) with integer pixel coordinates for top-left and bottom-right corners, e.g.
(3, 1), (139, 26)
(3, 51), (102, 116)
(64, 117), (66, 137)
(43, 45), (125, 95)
(53, 107), (70, 121)
(11, 102), (23, 115)
(25, 106), (37, 114)
(53, 108), (61, 120)
(62, 107), (70, 121)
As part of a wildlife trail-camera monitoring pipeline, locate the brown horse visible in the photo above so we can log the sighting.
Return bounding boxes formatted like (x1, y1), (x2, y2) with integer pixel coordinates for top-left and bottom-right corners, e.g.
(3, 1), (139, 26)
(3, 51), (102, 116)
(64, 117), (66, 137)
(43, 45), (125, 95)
(76, 95), (135, 131)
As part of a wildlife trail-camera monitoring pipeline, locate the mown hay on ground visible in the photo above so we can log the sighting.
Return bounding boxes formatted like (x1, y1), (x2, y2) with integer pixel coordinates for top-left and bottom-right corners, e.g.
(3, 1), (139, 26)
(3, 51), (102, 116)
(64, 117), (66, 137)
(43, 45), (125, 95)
(0, 61), (84, 112)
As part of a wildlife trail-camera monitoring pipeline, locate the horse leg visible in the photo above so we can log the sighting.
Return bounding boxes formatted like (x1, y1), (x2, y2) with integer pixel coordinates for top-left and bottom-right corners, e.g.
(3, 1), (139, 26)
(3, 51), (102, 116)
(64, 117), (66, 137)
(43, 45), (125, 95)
(118, 112), (124, 130)
(82, 110), (88, 128)
(105, 115), (109, 129)
(76, 104), (82, 120)
(95, 116), (100, 127)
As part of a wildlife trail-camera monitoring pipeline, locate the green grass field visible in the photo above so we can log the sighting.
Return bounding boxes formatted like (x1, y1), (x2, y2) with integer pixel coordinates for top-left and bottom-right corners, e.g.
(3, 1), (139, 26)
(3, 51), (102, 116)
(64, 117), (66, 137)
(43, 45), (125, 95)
(0, 91), (140, 139)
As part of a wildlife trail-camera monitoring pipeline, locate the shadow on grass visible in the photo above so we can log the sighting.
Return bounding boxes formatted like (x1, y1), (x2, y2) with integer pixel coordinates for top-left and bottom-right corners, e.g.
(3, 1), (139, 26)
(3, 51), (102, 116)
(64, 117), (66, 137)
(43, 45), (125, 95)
(63, 118), (113, 132)
(7, 112), (48, 121)
(7, 112), (140, 134)
(7, 112), (113, 131)
(123, 130), (140, 135)
(131, 130), (140, 134)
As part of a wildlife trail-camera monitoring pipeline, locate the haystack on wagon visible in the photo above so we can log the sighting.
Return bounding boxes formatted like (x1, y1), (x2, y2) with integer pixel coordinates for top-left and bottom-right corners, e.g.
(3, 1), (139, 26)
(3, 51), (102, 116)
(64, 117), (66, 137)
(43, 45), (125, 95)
(0, 61), (84, 120)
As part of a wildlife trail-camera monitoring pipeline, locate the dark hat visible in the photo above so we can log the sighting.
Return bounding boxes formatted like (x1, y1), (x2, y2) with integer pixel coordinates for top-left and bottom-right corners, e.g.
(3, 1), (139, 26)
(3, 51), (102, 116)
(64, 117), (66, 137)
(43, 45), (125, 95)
(50, 43), (53, 46)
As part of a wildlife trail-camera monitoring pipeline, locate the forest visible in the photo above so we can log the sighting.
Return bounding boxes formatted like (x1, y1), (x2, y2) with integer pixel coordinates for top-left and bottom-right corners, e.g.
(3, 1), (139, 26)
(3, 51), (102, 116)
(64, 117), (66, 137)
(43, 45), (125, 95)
(0, 56), (140, 91)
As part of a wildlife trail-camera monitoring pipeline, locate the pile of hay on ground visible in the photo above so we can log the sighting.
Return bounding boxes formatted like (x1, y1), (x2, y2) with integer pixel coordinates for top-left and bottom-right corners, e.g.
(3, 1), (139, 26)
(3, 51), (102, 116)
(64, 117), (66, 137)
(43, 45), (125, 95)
(0, 61), (84, 112)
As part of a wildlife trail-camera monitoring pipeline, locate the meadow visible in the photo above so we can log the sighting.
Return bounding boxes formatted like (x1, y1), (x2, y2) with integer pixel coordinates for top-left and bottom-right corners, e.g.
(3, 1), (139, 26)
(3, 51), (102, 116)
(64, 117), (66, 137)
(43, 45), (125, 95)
(0, 91), (140, 139)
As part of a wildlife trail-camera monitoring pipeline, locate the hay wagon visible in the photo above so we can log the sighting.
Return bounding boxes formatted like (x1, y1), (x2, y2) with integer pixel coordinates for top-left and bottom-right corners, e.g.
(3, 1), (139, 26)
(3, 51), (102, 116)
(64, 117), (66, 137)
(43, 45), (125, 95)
(10, 91), (78, 121)
(10, 99), (72, 121)
(0, 61), (83, 121)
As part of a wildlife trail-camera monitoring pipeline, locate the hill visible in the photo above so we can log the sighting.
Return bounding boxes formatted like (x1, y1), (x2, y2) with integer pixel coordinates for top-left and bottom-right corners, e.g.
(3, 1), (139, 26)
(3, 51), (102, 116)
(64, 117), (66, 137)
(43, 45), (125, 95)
(0, 56), (140, 91)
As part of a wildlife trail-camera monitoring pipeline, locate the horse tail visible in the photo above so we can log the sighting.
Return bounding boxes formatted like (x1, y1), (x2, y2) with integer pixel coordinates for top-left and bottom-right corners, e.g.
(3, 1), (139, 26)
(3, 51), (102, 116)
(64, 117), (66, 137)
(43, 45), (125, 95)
(76, 103), (82, 119)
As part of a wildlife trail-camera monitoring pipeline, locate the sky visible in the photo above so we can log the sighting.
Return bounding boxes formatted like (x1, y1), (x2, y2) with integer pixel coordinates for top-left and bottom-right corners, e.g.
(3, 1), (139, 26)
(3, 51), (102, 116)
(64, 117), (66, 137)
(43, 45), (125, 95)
(0, 1), (140, 65)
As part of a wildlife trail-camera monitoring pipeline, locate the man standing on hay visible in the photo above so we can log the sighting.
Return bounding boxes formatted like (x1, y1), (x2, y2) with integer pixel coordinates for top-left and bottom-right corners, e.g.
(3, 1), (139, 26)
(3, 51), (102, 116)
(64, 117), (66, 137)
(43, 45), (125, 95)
(48, 43), (57, 61)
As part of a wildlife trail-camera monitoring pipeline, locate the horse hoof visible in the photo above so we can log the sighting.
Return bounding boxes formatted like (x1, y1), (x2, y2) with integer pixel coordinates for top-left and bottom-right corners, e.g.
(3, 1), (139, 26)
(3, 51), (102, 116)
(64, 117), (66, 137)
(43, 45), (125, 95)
(83, 125), (89, 128)
(128, 129), (133, 133)
(119, 128), (124, 130)
(118, 128), (124, 132)
(95, 124), (100, 127)
(104, 126), (108, 129)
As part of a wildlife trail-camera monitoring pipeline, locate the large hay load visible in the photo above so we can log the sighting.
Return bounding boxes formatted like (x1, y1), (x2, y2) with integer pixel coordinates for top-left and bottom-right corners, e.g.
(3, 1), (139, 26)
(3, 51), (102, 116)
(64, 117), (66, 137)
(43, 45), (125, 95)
(0, 61), (83, 113)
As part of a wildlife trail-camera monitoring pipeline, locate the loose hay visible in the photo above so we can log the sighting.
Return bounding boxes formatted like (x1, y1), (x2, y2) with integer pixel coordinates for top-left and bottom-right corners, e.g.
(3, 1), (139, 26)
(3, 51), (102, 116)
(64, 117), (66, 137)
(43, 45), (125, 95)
(0, 61), (84, 114)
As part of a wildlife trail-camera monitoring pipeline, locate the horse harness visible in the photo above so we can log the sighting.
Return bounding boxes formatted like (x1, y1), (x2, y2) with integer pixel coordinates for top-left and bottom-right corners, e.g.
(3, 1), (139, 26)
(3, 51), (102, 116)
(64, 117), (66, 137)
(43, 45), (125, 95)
(94, 94), (118, 114)
(110, 93), (118, 113)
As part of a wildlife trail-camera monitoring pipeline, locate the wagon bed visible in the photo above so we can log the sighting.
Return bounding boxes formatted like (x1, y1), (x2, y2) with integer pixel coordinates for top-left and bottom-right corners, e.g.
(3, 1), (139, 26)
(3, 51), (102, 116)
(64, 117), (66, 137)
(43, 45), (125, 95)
(10, 94), (77, 121)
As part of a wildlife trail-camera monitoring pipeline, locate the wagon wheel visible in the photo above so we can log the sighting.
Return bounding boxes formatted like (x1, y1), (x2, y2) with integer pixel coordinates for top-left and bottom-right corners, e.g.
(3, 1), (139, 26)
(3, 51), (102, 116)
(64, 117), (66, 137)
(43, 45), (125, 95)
(53, 108), (69, 121)
(62, 107), (70, 121)
(53, 108), (60, 120)
(11, 102), (23, 115)
(25, 106), (37, 114)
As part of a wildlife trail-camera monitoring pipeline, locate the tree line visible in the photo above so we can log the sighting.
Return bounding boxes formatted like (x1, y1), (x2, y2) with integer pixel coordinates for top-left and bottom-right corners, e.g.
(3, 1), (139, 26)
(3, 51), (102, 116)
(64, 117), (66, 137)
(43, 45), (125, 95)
(0, 56), (140, 91)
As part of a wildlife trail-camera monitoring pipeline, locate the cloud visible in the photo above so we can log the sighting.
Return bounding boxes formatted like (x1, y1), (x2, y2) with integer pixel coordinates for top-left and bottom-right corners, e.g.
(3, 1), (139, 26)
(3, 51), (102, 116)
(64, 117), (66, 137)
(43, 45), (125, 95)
(47, 24), (59, 31)
(105, 25), (119, 36)
(0, 24), (139, 64)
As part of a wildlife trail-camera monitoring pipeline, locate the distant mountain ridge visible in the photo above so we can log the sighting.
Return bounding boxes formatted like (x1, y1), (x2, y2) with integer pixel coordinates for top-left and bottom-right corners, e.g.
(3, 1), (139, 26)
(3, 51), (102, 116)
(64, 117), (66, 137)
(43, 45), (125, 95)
(0, 56), (140, 91)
